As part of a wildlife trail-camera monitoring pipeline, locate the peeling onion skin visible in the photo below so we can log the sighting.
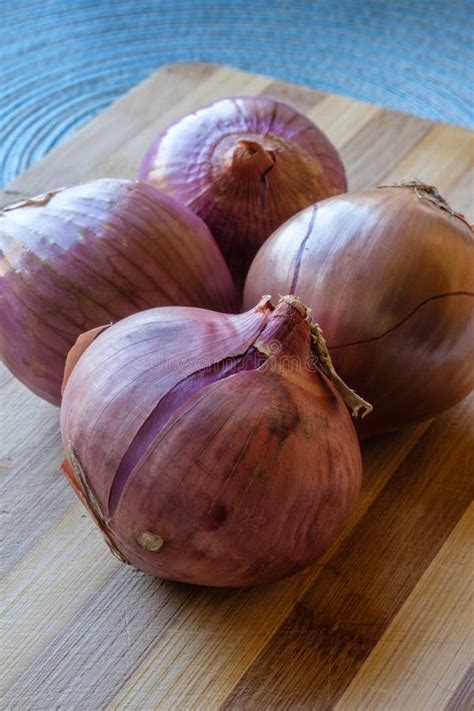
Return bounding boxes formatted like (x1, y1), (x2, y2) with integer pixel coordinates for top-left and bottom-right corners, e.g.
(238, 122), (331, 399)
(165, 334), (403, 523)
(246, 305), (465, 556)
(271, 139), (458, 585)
(0, 179), (237, 405)
(243, 186), (474, 439)
(60, 298), (362, 588)
(138, 96), (347, 292)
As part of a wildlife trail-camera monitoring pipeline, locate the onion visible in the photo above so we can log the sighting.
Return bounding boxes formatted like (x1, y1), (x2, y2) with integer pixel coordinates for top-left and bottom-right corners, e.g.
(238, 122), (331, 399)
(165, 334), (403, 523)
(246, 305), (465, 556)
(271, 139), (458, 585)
(60, 296), (368, 587)
(0, 179), (236, 405)
(244, 184), (474, 439)
(138, 96), (347, 291)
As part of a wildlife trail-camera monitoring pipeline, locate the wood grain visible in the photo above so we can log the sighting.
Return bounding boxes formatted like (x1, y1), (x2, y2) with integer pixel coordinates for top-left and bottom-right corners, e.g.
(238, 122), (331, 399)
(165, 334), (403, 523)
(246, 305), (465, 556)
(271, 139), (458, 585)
(336, 504), (473, 710)
(1, 62), (473, 710)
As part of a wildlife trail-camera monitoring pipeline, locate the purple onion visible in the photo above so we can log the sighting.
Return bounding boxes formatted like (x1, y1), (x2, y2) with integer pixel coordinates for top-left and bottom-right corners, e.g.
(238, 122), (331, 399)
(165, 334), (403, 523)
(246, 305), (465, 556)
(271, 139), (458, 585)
(0, 179), (237, 404)
(139, 96), (347, 291)
(60, 296), (365, 587)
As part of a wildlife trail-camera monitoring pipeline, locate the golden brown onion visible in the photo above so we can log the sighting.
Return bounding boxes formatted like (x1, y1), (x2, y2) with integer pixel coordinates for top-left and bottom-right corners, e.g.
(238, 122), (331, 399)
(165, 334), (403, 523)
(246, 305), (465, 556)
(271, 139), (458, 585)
(244, 184), (474, 438)
(139, 96), (347, 291)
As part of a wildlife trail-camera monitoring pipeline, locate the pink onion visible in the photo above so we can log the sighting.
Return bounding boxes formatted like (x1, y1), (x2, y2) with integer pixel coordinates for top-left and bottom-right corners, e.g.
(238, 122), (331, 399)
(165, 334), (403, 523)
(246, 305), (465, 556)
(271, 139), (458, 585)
(244, 184), (474, 439)
(0, 179), (236, 404)
(139, 96), (347, 291)
(60, 296), (367, 587)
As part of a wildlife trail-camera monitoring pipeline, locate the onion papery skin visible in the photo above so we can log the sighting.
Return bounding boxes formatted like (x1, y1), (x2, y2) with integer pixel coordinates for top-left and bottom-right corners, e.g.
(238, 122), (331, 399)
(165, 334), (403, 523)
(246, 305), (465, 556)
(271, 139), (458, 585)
(244, 186), (474, 439)
(138, 96), (347, 292)
(60, 298), (361, 588)
(0, 179), (237, 405)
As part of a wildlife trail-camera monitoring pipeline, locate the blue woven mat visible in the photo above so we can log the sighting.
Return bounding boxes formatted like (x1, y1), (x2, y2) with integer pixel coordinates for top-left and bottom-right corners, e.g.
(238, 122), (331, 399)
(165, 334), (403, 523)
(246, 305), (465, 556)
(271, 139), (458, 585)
(1, 0), (473, 187)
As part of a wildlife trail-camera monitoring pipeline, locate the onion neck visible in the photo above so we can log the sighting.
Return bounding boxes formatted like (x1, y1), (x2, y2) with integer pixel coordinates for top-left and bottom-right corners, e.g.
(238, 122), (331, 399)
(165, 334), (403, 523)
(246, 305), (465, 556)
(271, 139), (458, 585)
(232, 139), (276, 174)
(211, 133), (282, 180)
(254, 296), (372, 419)
(378, 181), (472, 230)
(252, 295), (309, 359)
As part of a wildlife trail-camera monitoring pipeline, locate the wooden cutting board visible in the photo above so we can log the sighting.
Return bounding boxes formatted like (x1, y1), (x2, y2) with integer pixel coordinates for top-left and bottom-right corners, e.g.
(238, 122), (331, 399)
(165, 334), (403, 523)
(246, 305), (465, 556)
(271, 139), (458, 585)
(1, 62), (473, 711)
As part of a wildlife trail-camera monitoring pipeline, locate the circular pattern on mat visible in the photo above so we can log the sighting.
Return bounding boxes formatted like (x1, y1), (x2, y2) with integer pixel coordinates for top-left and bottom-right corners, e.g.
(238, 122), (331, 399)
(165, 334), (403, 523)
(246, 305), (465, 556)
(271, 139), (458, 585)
(2, 0), (473, 187)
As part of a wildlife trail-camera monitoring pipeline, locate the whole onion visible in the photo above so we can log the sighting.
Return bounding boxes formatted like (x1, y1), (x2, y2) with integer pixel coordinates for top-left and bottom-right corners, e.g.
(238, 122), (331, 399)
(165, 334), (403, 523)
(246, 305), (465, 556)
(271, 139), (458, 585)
(0, 179), (236, 405)
(138, 96), (347, 291)
(244, 184), (474, 439)
(60, 296), (368, 587)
